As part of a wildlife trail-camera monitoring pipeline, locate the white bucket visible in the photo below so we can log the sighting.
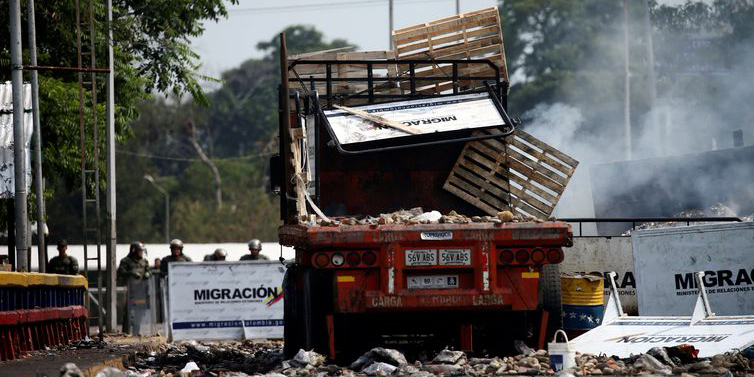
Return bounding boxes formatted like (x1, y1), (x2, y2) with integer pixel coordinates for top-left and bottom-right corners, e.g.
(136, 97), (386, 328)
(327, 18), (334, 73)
(548, 329), (576, 372)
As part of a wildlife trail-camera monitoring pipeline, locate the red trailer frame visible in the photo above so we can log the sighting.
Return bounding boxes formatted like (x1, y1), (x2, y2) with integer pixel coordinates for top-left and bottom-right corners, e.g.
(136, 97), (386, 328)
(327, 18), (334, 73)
(280, 222), (571, 360)
(275, 38), (571, 360)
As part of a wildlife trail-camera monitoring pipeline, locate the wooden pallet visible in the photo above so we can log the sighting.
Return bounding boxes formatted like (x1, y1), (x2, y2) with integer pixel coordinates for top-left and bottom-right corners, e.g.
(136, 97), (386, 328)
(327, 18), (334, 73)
(443, 128), (579, 218)
(392, 6), (509, 95)
(287, 50), (400, 106)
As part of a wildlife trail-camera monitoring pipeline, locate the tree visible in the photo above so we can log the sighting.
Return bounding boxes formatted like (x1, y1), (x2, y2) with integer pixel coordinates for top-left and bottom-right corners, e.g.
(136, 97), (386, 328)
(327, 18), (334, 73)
(499, 0), (624, 117)
(105, 26), (355, 243)
(498, 0), (754, 155)
(0, 0), (238, 242)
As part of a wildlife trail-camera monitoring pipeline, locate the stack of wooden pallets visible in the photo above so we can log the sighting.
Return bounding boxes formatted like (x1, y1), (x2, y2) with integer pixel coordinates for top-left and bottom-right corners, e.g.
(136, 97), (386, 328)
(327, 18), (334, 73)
(391, 7), (508, 95)
(443, 128), (579, 218)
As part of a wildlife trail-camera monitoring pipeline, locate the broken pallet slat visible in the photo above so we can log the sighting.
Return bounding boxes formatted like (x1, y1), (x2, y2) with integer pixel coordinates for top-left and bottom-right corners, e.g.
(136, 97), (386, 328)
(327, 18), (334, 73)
(443, 128), (579, 218)
(332, 104), (423, 135)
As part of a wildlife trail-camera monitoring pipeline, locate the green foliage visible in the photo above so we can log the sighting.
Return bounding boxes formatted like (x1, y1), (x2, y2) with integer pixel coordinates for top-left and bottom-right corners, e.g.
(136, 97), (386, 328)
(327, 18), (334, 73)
(109, 26), (354, 243)
(0, 0), (238, 241)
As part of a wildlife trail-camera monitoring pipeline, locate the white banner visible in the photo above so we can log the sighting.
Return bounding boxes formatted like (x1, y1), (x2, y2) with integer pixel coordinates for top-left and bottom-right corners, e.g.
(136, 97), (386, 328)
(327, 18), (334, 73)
(632, 222), (754, 316)
(571, 316), (754, 358)
(168, 261), (285, 341)
(324, 92), (504, 145)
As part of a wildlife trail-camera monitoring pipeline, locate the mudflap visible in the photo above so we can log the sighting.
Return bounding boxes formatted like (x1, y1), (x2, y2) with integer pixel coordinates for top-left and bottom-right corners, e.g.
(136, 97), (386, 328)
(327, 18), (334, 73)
(283, 265), (304, 358)
(540, 264), (562, 341)
(284, 265), (333, 358)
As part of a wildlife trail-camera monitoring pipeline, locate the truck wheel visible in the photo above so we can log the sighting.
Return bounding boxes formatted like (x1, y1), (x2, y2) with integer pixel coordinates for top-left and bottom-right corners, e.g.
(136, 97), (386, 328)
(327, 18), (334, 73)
(541, 264), (562, 332)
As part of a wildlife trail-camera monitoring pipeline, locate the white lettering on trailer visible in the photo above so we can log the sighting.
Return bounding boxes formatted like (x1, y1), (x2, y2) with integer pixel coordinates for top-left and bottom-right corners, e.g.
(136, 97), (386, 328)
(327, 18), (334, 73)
(370, 296), (403, 308)
(388, 267), (395, 294)
(421, 231), (453, 241)
(482, 245), (490, 291)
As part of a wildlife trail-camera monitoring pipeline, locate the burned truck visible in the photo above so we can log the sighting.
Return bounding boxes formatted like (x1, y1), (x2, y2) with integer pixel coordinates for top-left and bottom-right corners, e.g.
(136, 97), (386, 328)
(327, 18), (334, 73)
(272, 8), (579, 361)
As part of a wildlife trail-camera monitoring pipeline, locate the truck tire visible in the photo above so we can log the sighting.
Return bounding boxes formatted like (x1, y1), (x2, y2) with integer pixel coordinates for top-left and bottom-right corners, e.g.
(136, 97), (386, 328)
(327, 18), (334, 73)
(283, 265), (304, 358)
(541, 264), (562, 330)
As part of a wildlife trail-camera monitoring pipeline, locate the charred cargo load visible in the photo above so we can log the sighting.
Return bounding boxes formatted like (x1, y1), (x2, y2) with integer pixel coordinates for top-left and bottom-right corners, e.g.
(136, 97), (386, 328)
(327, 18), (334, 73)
(271, 7), (579, 361)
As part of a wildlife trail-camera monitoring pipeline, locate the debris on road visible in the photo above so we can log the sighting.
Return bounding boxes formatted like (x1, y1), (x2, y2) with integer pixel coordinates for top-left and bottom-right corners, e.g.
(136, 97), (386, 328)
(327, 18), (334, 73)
(52, 341), (754, 377)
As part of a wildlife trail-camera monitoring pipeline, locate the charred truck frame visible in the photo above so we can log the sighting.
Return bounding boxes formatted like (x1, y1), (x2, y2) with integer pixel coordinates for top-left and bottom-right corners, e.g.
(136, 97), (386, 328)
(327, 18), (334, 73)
(272, 30), (573, 360)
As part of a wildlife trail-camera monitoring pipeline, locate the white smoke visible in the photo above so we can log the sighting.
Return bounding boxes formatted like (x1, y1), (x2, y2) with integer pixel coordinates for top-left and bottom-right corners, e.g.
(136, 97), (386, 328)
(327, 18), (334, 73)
(512, 4), (754, 228)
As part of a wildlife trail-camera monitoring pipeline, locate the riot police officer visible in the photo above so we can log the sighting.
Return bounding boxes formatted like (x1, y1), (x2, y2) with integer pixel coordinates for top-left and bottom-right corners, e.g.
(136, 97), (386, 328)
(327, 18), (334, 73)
(160, 239), (192, 275)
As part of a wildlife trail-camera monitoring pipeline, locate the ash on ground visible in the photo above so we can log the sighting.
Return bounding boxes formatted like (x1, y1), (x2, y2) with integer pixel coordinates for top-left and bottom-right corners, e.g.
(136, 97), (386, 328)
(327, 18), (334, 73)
(623, 203), (753, 235)
(62, 341), (754, 377)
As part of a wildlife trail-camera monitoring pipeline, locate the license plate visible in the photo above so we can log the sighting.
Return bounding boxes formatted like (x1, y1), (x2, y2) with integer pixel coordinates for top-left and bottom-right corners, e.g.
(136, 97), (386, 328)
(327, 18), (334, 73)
(439, 249), (471, 265)
(407, 275), (459, 289)
(405, 249), (437, 266)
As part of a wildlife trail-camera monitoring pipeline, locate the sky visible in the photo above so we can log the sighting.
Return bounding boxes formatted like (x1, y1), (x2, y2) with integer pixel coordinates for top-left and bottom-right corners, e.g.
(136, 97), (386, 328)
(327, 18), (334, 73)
(190, 0), (693, 83)
(190, 0), (498, 79)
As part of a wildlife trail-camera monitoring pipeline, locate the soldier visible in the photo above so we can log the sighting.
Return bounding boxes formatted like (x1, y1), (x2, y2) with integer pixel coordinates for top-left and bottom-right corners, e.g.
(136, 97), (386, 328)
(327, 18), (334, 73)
(203, 248), (227, 261)
(240, 239), (269, 261)
(160, 239), (192, 275)
(48, 240), (79, 275)
(117, 242), (151, 334)
(117, 242), (151, 285)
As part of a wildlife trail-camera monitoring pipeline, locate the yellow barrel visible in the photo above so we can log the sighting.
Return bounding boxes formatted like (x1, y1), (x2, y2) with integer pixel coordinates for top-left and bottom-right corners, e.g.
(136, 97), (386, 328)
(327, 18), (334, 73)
(561, 275), (604, 306)
(561, 274), (604, 331)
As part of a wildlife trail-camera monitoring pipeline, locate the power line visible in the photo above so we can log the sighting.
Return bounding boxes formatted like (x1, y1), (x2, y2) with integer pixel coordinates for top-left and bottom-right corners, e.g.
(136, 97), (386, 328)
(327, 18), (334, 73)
(229, 0), (464, 15)
(116, 149), (274, 162)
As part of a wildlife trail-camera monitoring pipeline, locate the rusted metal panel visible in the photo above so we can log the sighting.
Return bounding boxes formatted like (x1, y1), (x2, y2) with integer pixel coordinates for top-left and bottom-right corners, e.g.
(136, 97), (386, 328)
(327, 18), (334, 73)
(279, 222), (572, 248)
(317, 125), (483, 217)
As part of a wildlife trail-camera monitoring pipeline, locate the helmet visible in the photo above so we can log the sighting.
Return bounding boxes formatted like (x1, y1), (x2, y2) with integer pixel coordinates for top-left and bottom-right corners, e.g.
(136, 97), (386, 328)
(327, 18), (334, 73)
(169, 239), (184, 249)
(213, 248), (227, 258)
(248, 239), (262, 250)
(130, 241), (145, 253)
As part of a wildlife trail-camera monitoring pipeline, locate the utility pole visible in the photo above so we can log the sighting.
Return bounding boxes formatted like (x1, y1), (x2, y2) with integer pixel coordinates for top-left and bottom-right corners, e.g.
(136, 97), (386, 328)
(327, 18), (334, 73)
(643, 0), (659, 154)
(455, 0), (460, 14)
(389, 0), (394, 48)
(27, 0), (46, 273)
(105, 0), (117, 332)
(9, 0), (29, 271)
(623, 0), (632, 160)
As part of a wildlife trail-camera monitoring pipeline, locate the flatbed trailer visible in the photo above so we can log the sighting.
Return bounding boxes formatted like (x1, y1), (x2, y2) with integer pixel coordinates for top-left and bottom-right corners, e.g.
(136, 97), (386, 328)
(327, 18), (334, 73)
(273, 25), (575, 360)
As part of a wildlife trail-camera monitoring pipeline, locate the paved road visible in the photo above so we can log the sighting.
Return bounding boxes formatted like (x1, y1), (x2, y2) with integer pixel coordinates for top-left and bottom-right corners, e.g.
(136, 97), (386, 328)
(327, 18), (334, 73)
(0, 339), (159, 377)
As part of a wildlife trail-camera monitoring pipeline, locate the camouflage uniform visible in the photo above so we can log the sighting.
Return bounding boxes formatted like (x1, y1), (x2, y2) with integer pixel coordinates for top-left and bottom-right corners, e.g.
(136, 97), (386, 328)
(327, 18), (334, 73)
(48, 255), (79, 275)
(160, 254), (192, 275)
(117, 254), (151, 285)
(240, 254), (269, 261)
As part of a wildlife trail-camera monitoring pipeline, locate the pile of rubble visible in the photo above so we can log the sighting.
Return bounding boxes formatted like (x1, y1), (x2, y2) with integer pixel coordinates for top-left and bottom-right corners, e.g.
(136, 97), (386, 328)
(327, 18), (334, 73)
(59, 341), (754, 377)
(310, 208), (549, 227)
(623, 203), (753, 235)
